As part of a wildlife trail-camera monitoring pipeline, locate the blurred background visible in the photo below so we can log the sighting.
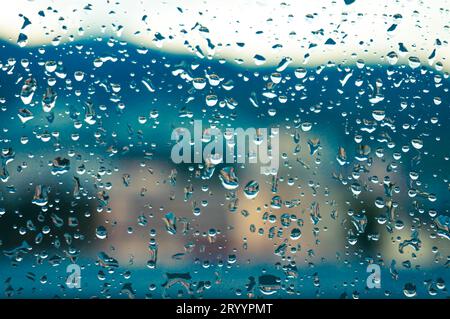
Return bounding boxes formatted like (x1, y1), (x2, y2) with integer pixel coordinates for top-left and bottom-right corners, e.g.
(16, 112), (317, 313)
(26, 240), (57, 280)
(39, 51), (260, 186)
(0, 0), (449, 298)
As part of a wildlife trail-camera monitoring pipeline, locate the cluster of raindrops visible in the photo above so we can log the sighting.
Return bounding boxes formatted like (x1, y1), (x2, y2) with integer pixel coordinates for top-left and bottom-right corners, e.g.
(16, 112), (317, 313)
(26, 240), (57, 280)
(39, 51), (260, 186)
(0, 1), (448, 299)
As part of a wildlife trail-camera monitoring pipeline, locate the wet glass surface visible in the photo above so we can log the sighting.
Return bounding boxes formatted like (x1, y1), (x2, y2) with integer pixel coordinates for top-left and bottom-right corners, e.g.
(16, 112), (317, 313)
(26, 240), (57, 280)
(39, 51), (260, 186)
(0, 0), (449, 299)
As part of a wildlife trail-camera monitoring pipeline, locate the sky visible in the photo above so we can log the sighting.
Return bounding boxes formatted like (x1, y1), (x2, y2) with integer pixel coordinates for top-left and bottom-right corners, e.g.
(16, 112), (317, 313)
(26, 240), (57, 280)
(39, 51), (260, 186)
(0, 0), (448, 70)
